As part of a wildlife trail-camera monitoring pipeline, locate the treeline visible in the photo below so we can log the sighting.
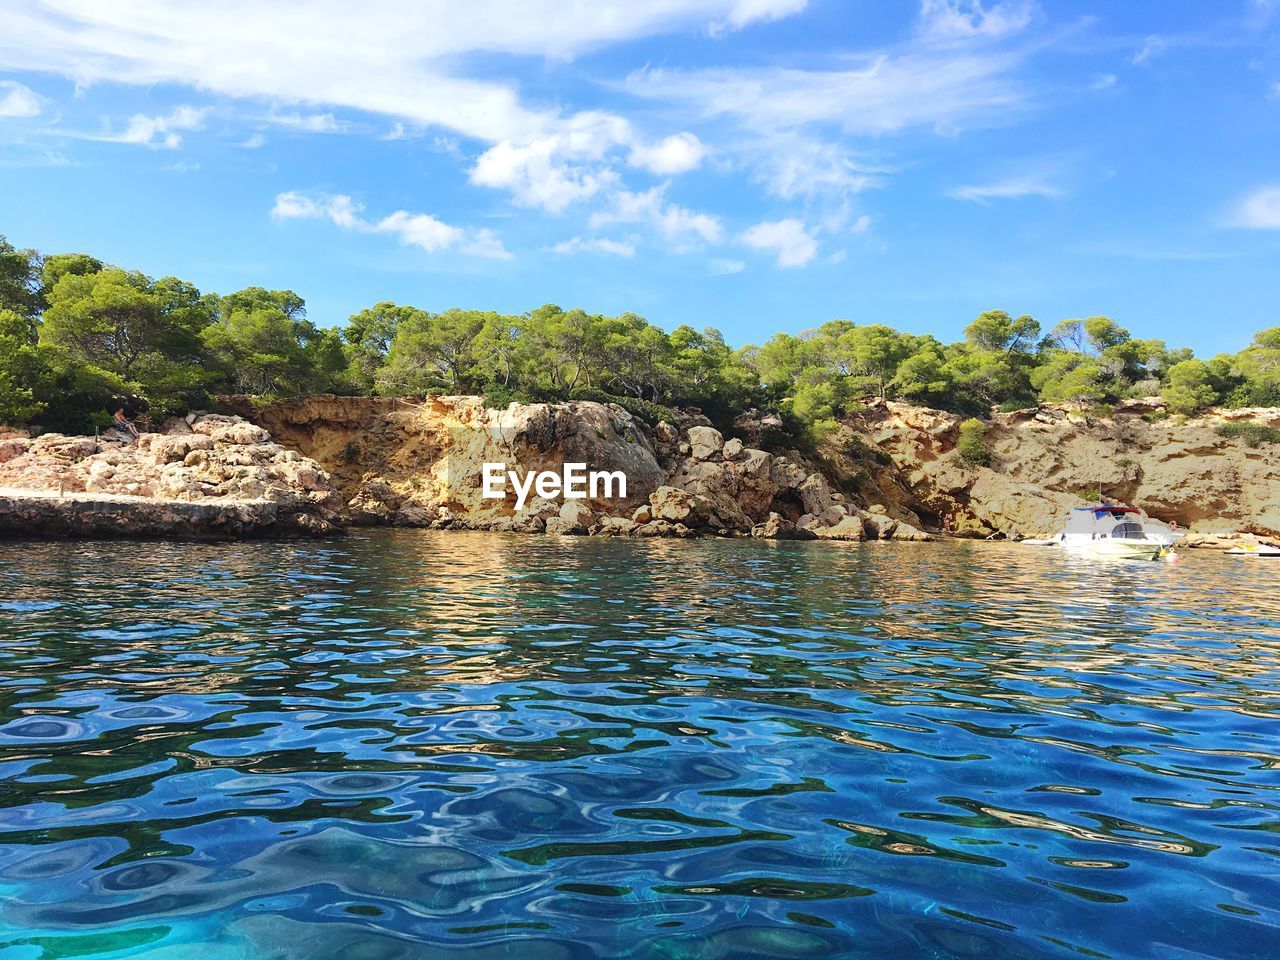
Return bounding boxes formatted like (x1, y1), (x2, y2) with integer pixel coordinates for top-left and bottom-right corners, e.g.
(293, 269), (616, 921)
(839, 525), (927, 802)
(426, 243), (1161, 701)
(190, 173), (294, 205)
(2, 233), (1278, 438)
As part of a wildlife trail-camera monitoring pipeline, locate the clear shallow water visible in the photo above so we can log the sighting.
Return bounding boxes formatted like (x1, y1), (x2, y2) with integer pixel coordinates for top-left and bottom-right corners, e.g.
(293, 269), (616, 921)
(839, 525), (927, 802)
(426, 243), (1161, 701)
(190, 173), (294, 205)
(0, 532), (1278, 960)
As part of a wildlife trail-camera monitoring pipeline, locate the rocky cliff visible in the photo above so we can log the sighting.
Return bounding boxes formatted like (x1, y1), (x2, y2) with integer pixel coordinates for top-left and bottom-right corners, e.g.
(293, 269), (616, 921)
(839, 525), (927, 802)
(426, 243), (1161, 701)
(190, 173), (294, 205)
(220, 395), (931, 541)
(4, 395), (1275, 544)
(0, 413), (342, 538)
(840, 398), (1280, 541)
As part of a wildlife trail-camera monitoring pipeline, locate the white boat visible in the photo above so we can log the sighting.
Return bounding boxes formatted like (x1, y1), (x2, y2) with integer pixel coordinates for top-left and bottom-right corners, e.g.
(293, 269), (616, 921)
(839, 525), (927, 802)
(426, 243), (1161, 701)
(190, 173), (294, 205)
(1226, 542), (1280, 557)
(1035, 505), (1167, 561)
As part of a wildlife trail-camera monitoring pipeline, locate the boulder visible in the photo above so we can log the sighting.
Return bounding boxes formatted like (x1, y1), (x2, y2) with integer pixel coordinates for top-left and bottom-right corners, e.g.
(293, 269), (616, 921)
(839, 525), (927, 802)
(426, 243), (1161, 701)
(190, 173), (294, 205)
(555, 499), (596, 534)
(814, 515), (867, 541)
(687, 426), (724, 461)
(751, 512), (816, 540)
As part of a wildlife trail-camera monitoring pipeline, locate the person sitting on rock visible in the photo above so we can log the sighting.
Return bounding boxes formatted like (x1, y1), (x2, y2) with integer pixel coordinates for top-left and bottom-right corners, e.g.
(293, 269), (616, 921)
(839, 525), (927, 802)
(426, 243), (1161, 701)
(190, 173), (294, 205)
(112, 408), (140, 441)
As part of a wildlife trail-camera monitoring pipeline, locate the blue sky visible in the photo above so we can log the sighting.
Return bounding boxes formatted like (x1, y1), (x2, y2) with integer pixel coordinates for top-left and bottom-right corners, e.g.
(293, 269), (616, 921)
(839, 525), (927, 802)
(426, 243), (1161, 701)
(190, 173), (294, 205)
(0, 0), (1278, 355)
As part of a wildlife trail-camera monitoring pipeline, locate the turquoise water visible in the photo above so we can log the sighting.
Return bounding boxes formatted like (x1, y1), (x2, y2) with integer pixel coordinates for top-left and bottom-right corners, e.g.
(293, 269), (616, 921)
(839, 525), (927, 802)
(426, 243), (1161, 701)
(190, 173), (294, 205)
(0, 531), (1277, 959)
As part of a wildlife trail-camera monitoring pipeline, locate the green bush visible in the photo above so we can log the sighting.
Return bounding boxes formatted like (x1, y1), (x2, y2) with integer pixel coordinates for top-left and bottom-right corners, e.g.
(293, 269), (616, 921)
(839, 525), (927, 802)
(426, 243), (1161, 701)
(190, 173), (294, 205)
(568, 387), (678, 426)
(481, 382), (516, 409)
(1215, 421), (1280, 447)
(956, 417), (991, 466)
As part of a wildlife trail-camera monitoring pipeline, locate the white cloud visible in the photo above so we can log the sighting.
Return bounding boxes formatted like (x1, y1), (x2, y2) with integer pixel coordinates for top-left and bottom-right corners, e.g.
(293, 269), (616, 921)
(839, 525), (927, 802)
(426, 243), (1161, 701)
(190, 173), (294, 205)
(550, 236), (636, 257)
(471, 137), (617, 212)
(0, 80), (44, 118)
(1227, 187), (1280, 229)
(0, 2), (806, 145)
(626, 50), (1022, 139)
(740, 218), (818, 267)
(239, 133), (267, 149)
(948, 174), (1061, 202)
(916, 0), (1036, 44)
(589, 186), (723, 244)
(272, 190), (511, 259)
(827, 249), (848, 264)
(711, 0), (808, 36)
(627, 132), (706, 175)
(270, 111), (345, 132)
(1132, 35), (1166, 65)
(109, 105), (206, 148)
(710, 257), (745, 274)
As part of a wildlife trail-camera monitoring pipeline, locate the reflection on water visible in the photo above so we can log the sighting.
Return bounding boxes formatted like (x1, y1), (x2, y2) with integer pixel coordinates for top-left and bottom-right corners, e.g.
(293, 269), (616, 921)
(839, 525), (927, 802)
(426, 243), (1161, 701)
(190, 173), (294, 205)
(0, 531), (1277, 959)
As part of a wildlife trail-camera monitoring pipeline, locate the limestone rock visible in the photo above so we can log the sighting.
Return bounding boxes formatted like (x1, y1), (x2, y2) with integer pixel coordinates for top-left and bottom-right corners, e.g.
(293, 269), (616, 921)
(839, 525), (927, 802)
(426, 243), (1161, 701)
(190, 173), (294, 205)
(0, 413), (340, 539)
(687, 426), (723, 461)
(814, 515), (867, 541)
(751, 512), (816, 540)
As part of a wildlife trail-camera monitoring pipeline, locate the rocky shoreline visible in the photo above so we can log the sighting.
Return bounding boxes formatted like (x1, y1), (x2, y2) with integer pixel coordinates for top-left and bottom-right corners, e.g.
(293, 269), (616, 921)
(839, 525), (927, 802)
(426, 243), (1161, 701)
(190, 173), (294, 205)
(1, 395), (1277, 545)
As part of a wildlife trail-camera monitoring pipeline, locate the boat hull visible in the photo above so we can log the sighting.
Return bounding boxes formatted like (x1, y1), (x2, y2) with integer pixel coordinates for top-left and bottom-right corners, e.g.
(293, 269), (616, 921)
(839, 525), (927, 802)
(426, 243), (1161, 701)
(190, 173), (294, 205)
(1060, 540), (1165, 561)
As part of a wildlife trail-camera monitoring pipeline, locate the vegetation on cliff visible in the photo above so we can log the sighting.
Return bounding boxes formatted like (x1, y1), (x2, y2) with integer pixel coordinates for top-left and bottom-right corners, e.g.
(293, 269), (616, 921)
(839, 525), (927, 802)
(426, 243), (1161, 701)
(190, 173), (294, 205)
(3, 232), (1278, 438)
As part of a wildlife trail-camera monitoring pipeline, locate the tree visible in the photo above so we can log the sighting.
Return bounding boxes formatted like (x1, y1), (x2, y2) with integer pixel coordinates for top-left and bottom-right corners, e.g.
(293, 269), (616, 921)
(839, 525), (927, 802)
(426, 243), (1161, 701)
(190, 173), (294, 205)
(0, 236), (41, 319)
(203, 287), (342, 397)
(39, 268), (217, 415)
(1229, 327), (1280, 407)
(0, 308), (43, 423)
(344, 302), (415, 392)
(964, 310), (1040, 355)
(1161, 359), (1219, 415)
(1032, 352), (1106, 406)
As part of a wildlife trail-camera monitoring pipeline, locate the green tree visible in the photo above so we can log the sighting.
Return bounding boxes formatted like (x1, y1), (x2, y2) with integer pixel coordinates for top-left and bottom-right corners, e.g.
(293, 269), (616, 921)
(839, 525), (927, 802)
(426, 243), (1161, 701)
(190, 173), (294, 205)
(0, 308), (44, 422)
(203, 287), (342, 397)
(1161, 359), (1219, 415)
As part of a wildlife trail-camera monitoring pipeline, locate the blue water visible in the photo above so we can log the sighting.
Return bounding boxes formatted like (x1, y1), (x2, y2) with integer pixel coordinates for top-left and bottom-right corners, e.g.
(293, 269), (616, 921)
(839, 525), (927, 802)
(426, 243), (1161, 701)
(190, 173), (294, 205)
(0, 531), (1277, 959)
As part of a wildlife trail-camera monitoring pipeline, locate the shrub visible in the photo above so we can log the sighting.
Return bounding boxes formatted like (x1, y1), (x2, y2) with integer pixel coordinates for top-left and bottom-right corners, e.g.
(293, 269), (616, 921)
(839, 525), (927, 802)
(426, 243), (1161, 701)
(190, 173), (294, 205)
(568, 387), (678, 426)
(481, 382), (516, 409)
(956, 417), (991, 466)
(1215, 421), (1280, 447)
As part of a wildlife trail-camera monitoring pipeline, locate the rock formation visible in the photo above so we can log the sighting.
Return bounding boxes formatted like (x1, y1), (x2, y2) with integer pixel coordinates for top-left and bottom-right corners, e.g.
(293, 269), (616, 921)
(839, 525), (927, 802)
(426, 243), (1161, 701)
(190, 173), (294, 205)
(4, 393), (1276, 544)
(0, 413), (342, 538)
(221, 396), (932, 541)
(844, 398), (1280, 540)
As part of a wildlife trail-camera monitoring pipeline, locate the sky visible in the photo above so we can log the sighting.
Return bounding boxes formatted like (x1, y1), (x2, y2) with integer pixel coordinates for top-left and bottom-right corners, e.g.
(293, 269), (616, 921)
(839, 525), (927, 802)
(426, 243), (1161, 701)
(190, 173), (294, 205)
(0, 0), (1278, 355)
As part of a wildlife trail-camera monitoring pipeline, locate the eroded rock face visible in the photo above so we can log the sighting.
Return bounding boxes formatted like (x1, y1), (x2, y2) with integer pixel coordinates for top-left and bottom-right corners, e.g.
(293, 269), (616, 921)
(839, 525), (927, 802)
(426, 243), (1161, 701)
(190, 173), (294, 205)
(0, 413), (342, 538)
(847, 399), (1280, 540)
(226, 396), (932, 541)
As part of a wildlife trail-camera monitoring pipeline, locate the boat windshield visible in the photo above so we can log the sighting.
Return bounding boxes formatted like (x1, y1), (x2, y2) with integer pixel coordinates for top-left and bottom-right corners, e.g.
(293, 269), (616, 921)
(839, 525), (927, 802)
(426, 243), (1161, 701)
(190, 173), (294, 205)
(1110, 521), (1147, 540)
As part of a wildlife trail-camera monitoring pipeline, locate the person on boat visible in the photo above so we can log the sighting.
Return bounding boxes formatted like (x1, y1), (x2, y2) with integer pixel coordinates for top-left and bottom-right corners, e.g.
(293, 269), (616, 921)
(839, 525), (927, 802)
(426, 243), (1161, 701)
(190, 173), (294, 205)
(112, 408), (140, 441)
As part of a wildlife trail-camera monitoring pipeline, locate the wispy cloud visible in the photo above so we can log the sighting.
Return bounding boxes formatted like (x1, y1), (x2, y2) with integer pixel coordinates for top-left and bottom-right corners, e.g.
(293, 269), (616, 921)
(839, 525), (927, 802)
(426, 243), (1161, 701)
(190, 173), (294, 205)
(589, 186), (723, 245)
(0, 80), (44, 118)
(269, 111), (346, 133)
(0, 0), (802, 214)
(550, 236), (636, 257)
(915, 0), (1038, 44)
(272, 190), (511, 260)
(948, 173), (1062, 202)
(710, 257), (746, 274)
(92, 106), (207, 148)
(1226, 186), (1280, 230)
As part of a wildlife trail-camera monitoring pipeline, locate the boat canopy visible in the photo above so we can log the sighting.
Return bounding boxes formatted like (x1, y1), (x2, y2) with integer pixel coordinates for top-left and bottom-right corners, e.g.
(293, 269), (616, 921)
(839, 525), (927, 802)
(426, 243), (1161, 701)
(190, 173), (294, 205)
(1074, 505), (1140, 516)
(1063, 505), (1143, 536)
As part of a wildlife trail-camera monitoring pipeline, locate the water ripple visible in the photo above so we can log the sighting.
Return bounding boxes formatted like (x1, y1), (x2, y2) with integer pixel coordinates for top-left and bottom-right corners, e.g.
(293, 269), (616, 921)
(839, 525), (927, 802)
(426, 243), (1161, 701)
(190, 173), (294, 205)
(0, 532), (1277, 959)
